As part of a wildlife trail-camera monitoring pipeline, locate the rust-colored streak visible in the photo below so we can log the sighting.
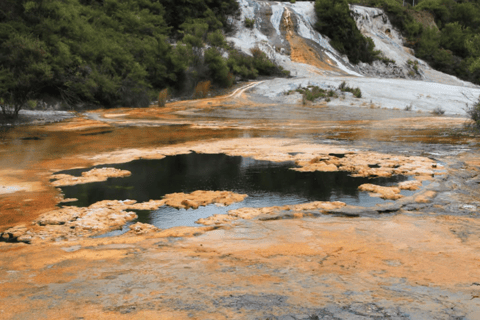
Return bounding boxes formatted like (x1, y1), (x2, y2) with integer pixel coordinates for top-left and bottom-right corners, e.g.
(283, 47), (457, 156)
(282, 7), (348, 75)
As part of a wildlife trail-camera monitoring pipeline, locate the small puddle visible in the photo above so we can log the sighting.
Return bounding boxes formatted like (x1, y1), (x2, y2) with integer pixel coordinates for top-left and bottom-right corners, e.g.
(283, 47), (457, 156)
(80, 130), (114, 136)
(57, 153), (412, 235)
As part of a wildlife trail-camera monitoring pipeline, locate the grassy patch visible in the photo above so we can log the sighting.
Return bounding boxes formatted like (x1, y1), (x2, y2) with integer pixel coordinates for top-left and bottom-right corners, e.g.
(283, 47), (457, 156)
(284, 82), (363, 104)
(338, 81), (362, 98)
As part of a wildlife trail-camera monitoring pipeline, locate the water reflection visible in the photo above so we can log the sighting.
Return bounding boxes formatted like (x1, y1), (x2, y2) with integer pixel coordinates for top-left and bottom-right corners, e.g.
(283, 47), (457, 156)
(58, 153), (410, 231)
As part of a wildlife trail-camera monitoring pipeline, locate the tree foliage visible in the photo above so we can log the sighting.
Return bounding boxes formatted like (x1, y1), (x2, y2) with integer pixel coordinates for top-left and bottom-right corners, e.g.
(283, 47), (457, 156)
(0, 0), (290, 116)
(314, 0), (380, 64)
(353, 0), (480, 84)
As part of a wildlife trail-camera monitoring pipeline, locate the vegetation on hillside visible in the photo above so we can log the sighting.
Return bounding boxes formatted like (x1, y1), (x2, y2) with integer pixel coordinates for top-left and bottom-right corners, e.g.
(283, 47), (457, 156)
(280, 0), (480, 85)
(351, 0), (480, 85)
(285, 82), (362, 104)
(278, 0), (381, 63)
(467, 95), (480, 130)
(314, 0), (381, 64)
(0, 0), (286, 118)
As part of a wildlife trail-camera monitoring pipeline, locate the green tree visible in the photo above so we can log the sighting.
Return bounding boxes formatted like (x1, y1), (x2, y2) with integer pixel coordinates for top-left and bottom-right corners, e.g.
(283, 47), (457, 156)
(466, 34), (480, 73)
(204, 47), (231, 86)
(440, 22), (469, 58)
(314, 0), (378, 63)
(416, 26), (441, 60)
(0, 33), (52, 118)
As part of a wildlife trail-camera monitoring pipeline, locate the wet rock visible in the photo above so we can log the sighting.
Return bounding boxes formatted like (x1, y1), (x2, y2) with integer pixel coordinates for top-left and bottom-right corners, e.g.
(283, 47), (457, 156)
(196, 214), (237, 226)
(155, 226), (215, 238)
(17, 234), (33, 244)
(163, 191), (247, 210)
(89, 199), (137, 209)
(128, 199), (166, 210)
(195, 201), (347, 225)
(1, 225), (28, 242)
(398, 180), (422, 191)
(375, 202), (403, 213)
(294, 151), (439, 180)
(50, 167), (131, 187)
(218, 294), (289, 310)
(327, 206), (370, 217)
(415, 191), (437, 203)
(359, 184), (403, 200)
(5, 191), (246, 243)
(36, 207), (82, 226)
(128, 222), (159, 235)
(181, 199), (200, 209)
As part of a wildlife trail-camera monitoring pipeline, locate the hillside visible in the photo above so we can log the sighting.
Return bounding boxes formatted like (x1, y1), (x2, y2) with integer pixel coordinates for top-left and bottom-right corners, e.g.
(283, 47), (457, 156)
(1, 0), (480, 118)
(228, 0), (480, 116)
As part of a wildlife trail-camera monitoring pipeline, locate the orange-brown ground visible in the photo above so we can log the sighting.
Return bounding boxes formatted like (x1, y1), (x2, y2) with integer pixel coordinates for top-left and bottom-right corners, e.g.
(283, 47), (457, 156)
(1, 81), (480, 319)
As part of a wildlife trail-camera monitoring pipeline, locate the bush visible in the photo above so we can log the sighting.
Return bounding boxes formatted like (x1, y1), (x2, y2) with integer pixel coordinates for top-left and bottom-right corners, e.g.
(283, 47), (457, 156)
(205, 47), (231, 87)
(314, 0), (380, 64)
(296, 85), (337, 102)
(466, 96), (480, 129)
(0, 0), (242, 117)
(352, 88), (362, 98)
(158, 89), (168, 107)
(338, 81), (362, 98)
(227, 46), (287, 80)
(250, 47), (278, 75)
(194, 81), (211, 99)
(432, 106), (445, 115)
(245, 18), (255, 29)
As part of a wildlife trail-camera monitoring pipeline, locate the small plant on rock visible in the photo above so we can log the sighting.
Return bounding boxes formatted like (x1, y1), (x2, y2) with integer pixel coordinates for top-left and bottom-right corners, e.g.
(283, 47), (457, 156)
(404, 103), (413, 111)
(407, 59), (420, 74)
(338, 81), (362, 98)
(432, 106), (445, 115)
(245, 18), (255, 29)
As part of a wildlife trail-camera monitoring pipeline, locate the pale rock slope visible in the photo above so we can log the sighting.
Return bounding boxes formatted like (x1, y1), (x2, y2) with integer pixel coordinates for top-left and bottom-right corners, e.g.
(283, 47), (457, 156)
(228, 0), (480, 115)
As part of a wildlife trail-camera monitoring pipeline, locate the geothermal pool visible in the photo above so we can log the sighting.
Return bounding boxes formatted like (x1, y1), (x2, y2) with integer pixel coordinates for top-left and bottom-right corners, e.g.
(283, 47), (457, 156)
(57, 152), (414, 234)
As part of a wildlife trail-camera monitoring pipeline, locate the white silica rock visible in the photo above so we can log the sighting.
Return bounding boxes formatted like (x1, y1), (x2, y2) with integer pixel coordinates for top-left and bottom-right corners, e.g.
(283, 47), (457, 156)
(226, 0), (480, 115)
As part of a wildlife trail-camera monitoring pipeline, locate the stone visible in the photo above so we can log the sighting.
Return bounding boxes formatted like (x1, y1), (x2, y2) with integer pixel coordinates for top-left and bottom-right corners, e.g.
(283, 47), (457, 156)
(359, 184), (403, 200)
(128, 222), (159, 235)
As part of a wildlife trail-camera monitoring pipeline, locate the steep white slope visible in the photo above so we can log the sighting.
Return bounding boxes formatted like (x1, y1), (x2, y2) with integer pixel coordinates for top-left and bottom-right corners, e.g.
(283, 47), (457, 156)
(227, 0), (360, 77)
(228, 0), (480, 116)
(351, 5), (474, 87)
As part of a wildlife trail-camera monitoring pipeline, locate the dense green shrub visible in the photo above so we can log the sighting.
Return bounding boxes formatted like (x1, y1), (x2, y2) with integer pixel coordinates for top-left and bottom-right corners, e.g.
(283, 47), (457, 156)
(0, 0), (186, 113)
(205, 47), (232, 87)
(466, 96), (480, 129)
(158, 0), (239, 36)
(0, 0), (290, 116)
(351, 0), (480, 85)
(314, 0), (380, 64)
(227, 47), (288, 80)
(244, 18), (255, 29)
(300, 86), (336, 102)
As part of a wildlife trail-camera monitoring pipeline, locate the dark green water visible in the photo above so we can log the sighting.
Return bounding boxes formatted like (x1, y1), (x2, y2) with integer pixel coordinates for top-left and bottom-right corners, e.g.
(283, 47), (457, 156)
(57, 153), (412, 234)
